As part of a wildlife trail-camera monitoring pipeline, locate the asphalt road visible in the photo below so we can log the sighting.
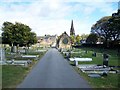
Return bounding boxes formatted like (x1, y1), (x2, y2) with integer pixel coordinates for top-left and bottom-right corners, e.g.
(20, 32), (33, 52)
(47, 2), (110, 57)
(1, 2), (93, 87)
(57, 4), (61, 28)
(18, 48), (91, 88)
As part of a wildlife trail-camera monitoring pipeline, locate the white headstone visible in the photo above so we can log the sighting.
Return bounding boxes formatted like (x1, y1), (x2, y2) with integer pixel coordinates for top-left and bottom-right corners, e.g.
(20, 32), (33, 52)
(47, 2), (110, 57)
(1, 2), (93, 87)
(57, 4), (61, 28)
(13, 46), (17, 53)
(0, 48), (6, 65)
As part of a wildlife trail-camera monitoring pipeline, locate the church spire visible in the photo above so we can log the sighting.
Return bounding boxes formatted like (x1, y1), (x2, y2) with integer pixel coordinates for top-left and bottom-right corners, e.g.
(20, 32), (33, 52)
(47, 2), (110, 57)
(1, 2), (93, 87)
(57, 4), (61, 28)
(70, 20), (75, 36)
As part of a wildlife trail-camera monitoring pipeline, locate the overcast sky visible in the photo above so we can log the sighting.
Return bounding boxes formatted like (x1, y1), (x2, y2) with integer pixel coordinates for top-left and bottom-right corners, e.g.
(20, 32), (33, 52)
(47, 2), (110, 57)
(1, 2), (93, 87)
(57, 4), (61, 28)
(0, 0), (119, 36)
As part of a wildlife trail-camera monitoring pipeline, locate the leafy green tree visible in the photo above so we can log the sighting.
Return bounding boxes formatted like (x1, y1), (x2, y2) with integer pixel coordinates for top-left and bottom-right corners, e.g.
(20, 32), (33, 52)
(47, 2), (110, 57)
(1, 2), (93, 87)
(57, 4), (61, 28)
(108, 16), (120, 42)
(2, 22), (14, 45)
(91, 13), (120, 47)
(75, 35), (81, 44)
(2, 21), (37, 52)
(86, 33), (98, 44)
(27, 32), (37, 47)
(80, 34), (89, 40)
(70, 35), (75, 45)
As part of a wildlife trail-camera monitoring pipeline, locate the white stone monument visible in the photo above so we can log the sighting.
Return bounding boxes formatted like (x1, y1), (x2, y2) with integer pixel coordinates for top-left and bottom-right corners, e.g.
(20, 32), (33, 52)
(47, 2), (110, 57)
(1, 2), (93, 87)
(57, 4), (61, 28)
(0, 48), (6, 65)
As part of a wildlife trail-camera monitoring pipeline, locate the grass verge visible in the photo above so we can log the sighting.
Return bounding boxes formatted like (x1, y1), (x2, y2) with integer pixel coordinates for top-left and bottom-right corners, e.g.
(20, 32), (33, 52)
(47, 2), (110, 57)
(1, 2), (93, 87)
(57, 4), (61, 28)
(73, 66), (119, 88)
(2, 51), (47, 88)
(66, 47), (120, 88)
(2, 65), (29, 88)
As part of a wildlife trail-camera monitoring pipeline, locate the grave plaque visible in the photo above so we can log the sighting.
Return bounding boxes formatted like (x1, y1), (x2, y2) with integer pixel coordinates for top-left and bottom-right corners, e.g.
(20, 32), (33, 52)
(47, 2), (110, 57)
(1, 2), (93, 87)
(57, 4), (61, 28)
(88, 74), (101, 78)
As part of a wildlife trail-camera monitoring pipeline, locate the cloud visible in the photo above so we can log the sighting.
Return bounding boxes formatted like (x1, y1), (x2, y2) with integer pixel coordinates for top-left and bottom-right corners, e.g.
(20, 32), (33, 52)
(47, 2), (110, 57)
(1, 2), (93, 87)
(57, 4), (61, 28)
(0, 0), (118, 36)
(1, 0), (119, 2)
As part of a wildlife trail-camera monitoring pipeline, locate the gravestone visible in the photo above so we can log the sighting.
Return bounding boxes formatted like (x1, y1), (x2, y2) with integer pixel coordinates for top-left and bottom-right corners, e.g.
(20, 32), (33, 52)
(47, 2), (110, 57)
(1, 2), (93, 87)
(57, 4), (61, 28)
(23, 47), (28, 54)
(85, 50), (87, 54)
(11, 59), (15, 64)
(59, 48), (62, 52)
(103, 53), (109, 67)
(0, 48), (6, 65)
(88, 74), (101, 78)
(69, 52), (71, 58)
(11, 46), (17, 53)
(66, 52), (71, 59)
(24, 62), (28, 67)
(101, 71), (108, 77)
(74, 60), (78, 66)
(92, 52), (96, 57)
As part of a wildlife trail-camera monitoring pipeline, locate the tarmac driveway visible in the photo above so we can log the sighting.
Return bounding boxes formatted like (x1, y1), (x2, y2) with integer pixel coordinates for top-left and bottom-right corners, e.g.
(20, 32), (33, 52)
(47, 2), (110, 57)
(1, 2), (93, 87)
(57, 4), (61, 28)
(18, 48), (91, 88)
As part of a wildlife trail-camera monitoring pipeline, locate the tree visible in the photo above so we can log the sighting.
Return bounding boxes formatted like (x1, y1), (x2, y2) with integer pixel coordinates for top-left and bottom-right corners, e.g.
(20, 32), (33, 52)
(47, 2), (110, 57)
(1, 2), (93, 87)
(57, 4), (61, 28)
(108, 15), (120, 42)
(70, 35), (75, 45)
(2, 22), (14, 45)
(75, 35), (81, 44)
(27, 32), (37, 47)
(91, 12), (120, 47)
(86, 33), (98, 44)
(2, 21), (37, 52)
(80, 34), (89, 40)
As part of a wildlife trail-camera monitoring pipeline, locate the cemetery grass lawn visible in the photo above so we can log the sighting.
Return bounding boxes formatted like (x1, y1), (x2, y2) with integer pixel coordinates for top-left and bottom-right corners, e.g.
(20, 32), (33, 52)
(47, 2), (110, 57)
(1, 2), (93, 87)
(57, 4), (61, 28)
(73, 66), (119, 88)
(2, 51), (46, 88)
(2, 65), (29, 88)
(0, 65), (2, 89)
(69, 47), (119, 88)
(71, 48), (119, 66)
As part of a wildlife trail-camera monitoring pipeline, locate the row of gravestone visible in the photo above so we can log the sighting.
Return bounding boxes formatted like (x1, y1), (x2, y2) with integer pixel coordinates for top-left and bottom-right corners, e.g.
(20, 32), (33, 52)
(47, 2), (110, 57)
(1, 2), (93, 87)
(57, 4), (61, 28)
(60, 49), (119, 78)
(92, 52), (109, 67)
(62, 49), (109, 67)
(0, 47), (42, 66)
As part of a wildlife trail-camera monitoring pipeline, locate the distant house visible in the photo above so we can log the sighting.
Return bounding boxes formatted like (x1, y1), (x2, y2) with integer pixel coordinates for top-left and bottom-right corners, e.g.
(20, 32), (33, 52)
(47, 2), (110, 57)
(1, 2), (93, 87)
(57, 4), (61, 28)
(37, 20), (77, 49)
(37, 35), (57, 48)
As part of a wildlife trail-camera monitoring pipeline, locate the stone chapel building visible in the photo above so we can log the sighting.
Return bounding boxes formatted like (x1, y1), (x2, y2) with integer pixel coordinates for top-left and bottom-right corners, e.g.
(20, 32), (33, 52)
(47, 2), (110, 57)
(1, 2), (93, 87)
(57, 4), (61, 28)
(57, 20), (75, 49)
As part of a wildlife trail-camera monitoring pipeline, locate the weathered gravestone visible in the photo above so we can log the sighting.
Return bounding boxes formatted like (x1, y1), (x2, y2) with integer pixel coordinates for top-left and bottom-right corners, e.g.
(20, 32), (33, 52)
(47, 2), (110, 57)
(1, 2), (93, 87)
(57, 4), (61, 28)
(66, 52), (71, 59)
(85, 50), (87, 54)
(74, 60), (78, 66)
(103, 53), (109, 67)
(19, 47), (28, 54)
(92, 52), (96, 57)
(0, 48), (6, 65)
(11, 46), (17, 53)
(88, 74), (101, 78)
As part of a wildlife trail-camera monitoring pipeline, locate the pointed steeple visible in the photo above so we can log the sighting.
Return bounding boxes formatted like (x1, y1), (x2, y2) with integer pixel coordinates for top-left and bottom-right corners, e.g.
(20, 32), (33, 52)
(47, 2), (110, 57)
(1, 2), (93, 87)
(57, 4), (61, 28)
(70, 20), (75, 36)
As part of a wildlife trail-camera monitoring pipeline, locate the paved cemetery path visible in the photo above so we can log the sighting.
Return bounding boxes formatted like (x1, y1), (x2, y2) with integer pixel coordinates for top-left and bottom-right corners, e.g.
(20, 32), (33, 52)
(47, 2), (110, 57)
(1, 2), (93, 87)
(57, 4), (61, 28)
(18, 48), (91, 88)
